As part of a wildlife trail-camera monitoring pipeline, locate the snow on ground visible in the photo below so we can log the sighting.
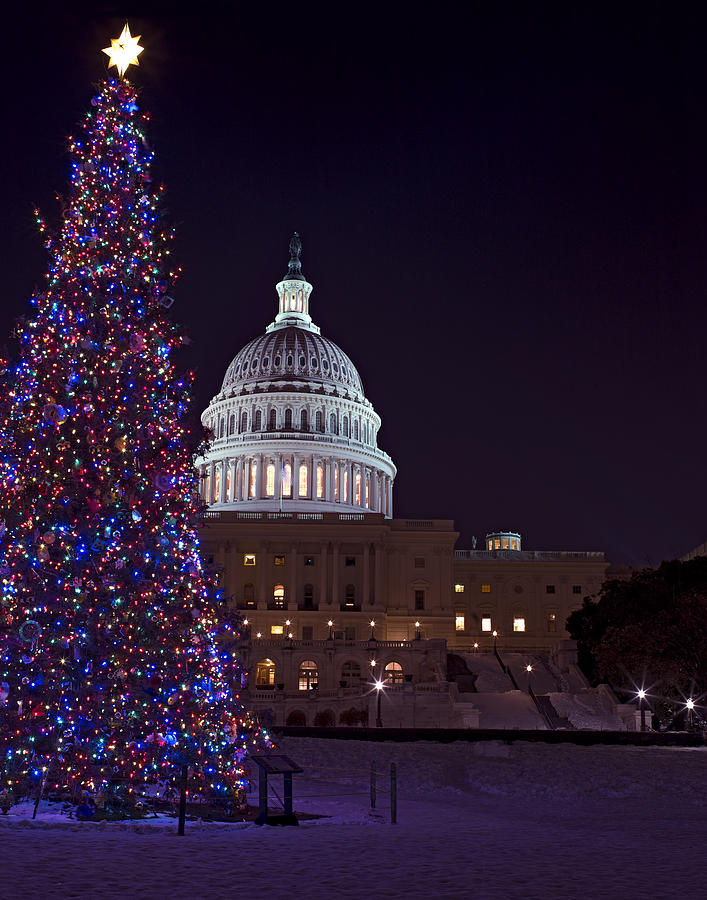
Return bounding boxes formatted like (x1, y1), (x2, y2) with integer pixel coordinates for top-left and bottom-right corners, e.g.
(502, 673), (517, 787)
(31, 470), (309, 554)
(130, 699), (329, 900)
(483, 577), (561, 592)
(2, 736), (707, 899)
(548, 691), (624, 730)
(462, 690), (547, 729)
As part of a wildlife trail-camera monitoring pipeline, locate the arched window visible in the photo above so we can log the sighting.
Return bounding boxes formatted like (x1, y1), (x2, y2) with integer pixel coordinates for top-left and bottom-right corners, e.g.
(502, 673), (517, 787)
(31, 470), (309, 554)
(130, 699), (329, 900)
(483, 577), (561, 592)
(315, 410), (323, 432)
(285, 408), (292, 429)
(343, 415), (349, 437)
(249, 460), (257, 498)
(316, 462), (324, 499)
(219, 418), (225, 438)
(334, 466), (340, 500)
(344, 584), (356, 607)
(265, 462), (275, 497)
(272, 584), (285, 608)
(330, 413), (336, 434)
(240, 410), (248, 433)
(299, 463), (308, 497)
(255, 659), (276, 687)
(225, 466), (232, 500)
(243, 583), (255, 607)
(353, 420), (359, 441)
(286, 710), (306, 726)
(343, 469), (349, 503)
(283, 462), (292, 498)
(298, 660), (319, 691)
(213, 468), (221, 503)
(355, 472), (361, 505)
(303, 583), (314, 608)
(229, 413), (235, 435)
(268, 408), (277, 431)
(384, 662), (404, 684)
(365, 474), (370, 508)
(300, 409), (308, 431)
(340, 661), (361, 688)
(254, 409), (262, 431)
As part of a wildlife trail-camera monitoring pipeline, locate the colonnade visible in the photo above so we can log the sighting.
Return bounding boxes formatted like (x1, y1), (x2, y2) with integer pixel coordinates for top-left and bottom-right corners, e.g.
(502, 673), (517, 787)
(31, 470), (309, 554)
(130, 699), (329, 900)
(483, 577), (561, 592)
(200, 452), (394, 516)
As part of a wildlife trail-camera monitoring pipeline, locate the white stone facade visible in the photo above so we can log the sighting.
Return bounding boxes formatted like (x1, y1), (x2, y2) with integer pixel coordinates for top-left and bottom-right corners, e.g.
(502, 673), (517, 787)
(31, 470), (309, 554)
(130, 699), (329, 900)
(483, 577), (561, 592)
(197, 244), (396, 515)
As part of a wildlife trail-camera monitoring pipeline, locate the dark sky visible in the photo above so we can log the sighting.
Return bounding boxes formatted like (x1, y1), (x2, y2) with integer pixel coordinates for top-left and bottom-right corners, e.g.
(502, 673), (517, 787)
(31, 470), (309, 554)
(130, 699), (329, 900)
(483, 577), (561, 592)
(1, 3), (706, 565)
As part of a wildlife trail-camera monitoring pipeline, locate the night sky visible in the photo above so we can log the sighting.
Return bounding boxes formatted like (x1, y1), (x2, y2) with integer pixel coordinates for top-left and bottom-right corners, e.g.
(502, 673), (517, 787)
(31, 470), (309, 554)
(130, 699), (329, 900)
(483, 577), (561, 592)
(1, 4), (705, 565)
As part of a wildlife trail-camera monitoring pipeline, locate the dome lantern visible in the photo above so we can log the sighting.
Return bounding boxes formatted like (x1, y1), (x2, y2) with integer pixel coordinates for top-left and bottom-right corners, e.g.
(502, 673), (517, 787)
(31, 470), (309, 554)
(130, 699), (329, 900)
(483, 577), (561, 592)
(269, 232), (317, 334)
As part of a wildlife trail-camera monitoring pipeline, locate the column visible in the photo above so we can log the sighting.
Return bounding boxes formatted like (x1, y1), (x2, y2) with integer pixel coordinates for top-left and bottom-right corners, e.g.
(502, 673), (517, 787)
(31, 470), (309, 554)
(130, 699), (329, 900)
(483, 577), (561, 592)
(235, 458), (242, 502)
(372, 471), (379, 512)
(255, 453), (262, 499)
(363, 543), (370, 606)
(387, 477), (393, 516)
(229, 458), (237, 502)
(328, 457), (336, 502)
(319, 542), (327, 606)
(219, 459), (228, 504)
(274, 452), (282, 504)
(208, 461), (216, 504)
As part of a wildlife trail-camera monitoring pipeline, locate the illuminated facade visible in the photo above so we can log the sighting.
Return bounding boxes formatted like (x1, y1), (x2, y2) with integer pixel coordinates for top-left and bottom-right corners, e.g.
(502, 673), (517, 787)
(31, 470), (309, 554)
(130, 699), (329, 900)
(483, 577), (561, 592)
(197, 234), (396, 516)
(198, 237), (611, 727)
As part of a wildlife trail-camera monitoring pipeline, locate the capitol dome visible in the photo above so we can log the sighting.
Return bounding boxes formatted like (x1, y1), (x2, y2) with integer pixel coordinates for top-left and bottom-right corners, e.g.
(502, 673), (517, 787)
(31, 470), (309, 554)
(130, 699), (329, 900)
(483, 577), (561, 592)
(197, 234), (396, 516)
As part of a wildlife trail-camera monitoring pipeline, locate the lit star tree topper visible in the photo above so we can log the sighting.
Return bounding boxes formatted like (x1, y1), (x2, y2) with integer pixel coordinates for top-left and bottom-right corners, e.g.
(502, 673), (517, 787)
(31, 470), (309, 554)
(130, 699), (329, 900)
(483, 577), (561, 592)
(102, 23), (144, 77)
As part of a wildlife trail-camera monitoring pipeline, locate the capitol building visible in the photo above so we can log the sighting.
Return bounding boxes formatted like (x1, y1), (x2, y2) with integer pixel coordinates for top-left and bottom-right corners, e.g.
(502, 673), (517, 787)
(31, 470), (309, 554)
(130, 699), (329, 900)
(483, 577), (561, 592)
(196, 237), (627, 730)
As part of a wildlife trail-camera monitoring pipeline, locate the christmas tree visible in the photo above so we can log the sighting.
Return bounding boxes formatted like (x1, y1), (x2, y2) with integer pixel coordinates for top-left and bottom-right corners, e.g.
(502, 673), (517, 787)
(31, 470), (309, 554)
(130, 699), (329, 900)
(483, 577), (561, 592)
(0, 26), (265, 815)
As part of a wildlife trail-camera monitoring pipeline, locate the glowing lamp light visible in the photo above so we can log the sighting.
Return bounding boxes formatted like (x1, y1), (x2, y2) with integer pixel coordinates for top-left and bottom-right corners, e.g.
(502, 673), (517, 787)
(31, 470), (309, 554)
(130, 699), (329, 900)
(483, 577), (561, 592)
(492, 630), (498, 638)
(369, 620), (375, 628)
(243, 619), (249, 626)
(374, 679), (384, 692)
(686, 698), (695, 710)
(370, 659), (376, 667)
(415, 621), (420, 628)
(637, 689), (646, 700)
(526, 665), (533, 673)
(102, 24), (144, 78)
(327, 620), (333, 628)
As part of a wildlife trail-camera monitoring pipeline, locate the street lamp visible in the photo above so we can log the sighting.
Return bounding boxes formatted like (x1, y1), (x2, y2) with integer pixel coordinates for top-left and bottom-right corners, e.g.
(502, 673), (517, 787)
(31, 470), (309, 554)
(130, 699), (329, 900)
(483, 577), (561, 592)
(636, 688), (648, 732)
(526, 664), (533, 691)
(414, 620), (421, 640)
(369, 619), (376, 641)
(327, 619), (334, 641)
(473, 641), (479, 653)
(374, 678), (384, 728)
(685, 697), (695, 730)
(492, 629), (498, 653)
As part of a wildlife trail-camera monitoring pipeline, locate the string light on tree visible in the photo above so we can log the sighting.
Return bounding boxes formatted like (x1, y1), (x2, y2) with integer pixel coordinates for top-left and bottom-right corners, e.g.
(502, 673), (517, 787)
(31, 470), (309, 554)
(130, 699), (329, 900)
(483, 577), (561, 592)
(0, 29), (268, 814)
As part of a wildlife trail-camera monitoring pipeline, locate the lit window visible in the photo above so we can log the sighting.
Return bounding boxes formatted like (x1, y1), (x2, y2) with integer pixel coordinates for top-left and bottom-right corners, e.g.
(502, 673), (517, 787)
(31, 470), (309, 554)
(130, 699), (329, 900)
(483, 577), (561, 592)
(481, 617), (492, 632)
(414, 558), (425, 568)
(298, 660), (319, 691)
(343, 469), (348, 502)
(225, 467), (232, 499)
(503, 538), (509, 549)
(265, 463), (275, 497)
(547, 613), (557, 633)
(274, 555), (286, 566)
(511, 539), (518, 550)
(572, 585), (582, 594)
(481, 584), (491, 593)
(272, 584), (285, 607)
(355, 472), (361, 505)
(344, 584), (356, 607)
(213, 469), (221, 502)
(365, 475), (370, 508)
(487, 539), (493, 550)
(495, 539), (501, 549)
(255, 659), (276, 686)
(270, 625), (283, 636)
(513, 617), (526, 632)
(454, 584), (465, 593)
(299, 463), (308, 497)
(546, 585), (556, 594)
(317, 463), (324, 498)
(249, 460), (257, 498)
(455, 615), (465, 632)
(334, 466), (339, 499)
(384, 662), (404, 684)
(244, 554), (256, 566)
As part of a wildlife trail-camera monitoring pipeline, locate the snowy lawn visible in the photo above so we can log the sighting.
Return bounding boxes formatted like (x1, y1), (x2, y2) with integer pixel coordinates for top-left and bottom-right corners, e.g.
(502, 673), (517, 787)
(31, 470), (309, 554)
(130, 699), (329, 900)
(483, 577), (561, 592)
(1, 737), (706, 899)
